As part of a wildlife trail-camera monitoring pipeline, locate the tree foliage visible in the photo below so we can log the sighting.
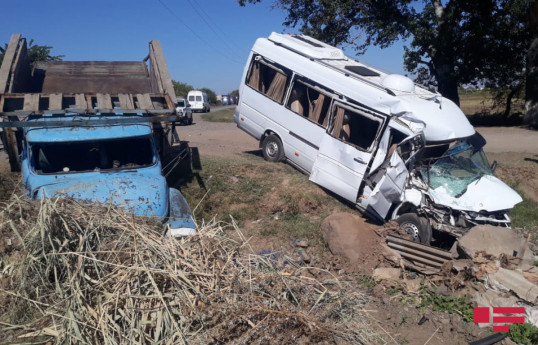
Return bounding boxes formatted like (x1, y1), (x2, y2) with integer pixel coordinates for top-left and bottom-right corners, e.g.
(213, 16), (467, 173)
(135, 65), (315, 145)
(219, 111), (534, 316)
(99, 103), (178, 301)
(172, 81), (218, 104)
(0, 39), (63, 66)
(172, 80), (193, 98)
(200, 88), (217, 103)
(239, 0), (533, 107)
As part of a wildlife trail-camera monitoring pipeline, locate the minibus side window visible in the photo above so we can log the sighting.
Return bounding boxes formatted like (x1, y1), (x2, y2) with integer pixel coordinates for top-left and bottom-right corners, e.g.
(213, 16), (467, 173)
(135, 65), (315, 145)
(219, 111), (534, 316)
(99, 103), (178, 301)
(330, 106), (381, 151)
(286, 80), (332, 128)
(246, 58), (289, 104)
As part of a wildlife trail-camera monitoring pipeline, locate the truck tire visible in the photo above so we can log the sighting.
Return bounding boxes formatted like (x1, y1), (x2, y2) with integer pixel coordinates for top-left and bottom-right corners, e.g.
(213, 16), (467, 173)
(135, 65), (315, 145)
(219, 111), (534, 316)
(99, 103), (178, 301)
(261, 134), (284, 162)
(396, 213), (432, 245)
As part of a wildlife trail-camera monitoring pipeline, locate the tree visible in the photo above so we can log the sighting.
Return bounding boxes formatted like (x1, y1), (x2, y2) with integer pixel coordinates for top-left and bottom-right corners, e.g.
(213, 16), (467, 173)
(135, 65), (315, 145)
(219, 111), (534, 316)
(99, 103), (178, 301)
(172, 80), (193, 98)
(200, 88), (217, 103)
(0, 38), (63, 66)
(239, 0), (532, 107)
(525, 1), (538, 127)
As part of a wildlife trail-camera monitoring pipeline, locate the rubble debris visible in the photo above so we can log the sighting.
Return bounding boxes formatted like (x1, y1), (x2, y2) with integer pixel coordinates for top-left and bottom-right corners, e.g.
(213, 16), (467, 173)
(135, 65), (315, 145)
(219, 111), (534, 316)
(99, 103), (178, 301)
(372, 267), (401, 281)
(486, 267), (538, 303)
(458, 225), (534, 265)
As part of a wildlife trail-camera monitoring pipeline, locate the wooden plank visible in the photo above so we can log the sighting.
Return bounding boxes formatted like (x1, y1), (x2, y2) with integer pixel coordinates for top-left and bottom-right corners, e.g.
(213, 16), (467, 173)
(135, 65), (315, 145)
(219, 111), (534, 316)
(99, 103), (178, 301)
(48, 93), (63, 110)
(118, 93), (134, 109)
(23, 94), (39, 111)
(149, 40), (176, 101)
(75, 93), (87, 109)
(136, 93), (154, 109)
(0, 34), (22, 94)
(9, 38), (30, 93)
(96, 93), (112, 109)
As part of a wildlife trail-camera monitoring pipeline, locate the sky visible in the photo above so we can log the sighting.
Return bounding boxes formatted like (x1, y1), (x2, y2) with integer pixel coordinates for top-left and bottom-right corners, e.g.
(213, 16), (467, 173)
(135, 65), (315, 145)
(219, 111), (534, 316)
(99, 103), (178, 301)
(0, 0), (408, 95)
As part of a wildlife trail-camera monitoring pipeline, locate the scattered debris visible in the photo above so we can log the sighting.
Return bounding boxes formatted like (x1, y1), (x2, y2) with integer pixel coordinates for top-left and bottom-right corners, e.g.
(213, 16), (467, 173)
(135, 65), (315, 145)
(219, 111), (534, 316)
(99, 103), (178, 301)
(458, 225), (534, 265)
(372, 267), (401, 281)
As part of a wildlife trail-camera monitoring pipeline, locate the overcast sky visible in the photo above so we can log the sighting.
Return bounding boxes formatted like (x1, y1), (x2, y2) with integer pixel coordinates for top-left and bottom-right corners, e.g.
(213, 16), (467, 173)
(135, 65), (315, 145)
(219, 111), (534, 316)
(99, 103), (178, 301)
(1, 0), (408, 94)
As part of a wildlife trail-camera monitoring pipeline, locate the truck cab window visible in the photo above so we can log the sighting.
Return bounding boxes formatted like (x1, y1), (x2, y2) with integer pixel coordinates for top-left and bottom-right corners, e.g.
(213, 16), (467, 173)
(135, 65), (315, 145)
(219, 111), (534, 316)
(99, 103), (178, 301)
(331, 106), (381, 151)
(286, 80), (331, 128)
(246, 57), (289, 104)
(31, 136), (154, 174)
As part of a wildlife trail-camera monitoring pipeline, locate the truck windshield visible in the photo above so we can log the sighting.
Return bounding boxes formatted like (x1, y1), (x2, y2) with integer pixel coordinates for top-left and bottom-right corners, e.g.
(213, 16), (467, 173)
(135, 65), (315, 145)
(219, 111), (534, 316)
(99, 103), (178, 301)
(30, 136), (155, 174)
(423, 140), (492, 197)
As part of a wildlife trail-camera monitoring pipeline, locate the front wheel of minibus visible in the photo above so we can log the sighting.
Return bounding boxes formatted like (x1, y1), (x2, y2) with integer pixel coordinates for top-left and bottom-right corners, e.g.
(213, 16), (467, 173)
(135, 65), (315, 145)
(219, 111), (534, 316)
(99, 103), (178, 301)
(396, 213), (432, 245)
(262, 134), (284, 162)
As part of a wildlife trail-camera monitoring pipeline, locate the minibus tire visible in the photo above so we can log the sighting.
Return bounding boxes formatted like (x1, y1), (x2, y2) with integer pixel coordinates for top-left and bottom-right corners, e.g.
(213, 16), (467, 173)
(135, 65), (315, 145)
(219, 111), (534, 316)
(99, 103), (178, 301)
(395, 213), (432, 245)
(262, 135), (284, 162)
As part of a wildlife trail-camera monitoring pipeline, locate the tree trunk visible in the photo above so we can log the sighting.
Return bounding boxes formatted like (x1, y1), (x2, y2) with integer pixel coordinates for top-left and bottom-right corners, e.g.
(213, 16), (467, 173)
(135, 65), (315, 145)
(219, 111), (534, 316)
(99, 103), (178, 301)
(431, 55), (460, 106)
(525, 37), (538, 127)
(504, 86), (519, 119)
(430, 0), (460, 106)
(524, 2), (538, 127)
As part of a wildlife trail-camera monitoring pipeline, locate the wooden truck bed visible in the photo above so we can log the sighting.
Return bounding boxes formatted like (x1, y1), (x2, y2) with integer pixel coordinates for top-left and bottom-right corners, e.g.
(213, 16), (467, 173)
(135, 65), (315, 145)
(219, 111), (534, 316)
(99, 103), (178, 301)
(0, 33), (180, 171)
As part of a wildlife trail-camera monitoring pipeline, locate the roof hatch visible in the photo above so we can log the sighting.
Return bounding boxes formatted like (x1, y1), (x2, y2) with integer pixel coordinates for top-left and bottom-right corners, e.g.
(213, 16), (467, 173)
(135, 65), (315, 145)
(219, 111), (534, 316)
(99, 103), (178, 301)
(268, 32), (346, 60)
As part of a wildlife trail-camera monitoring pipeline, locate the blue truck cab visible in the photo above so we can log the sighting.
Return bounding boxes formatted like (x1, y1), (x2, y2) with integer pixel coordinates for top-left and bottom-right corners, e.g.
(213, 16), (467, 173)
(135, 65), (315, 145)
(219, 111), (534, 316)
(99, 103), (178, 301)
(0, 34), (195, 236)
(21, 114), (196, 236)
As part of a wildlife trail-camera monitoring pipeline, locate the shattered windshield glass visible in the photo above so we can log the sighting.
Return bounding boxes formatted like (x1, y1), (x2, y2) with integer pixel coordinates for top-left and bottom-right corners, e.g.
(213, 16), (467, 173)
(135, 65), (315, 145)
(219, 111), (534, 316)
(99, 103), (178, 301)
(423, 140), (492, 197)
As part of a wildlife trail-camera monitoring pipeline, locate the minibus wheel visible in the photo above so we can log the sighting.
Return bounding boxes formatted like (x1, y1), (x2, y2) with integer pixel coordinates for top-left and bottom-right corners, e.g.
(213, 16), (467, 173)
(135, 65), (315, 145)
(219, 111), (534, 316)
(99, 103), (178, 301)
(262, 134), (284, 162)
(395, 213), (432, 245)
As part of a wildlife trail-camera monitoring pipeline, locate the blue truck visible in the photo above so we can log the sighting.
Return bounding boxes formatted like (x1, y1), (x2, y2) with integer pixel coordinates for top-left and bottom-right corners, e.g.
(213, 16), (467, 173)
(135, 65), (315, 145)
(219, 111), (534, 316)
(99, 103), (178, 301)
(0, 34), (196, 236)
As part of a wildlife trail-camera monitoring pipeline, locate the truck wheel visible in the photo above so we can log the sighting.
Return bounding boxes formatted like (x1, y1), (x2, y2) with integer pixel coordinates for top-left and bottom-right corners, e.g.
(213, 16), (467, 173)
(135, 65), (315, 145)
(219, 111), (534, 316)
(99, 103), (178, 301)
(262, 134), (284, 162)
(396, 213), (432, 245)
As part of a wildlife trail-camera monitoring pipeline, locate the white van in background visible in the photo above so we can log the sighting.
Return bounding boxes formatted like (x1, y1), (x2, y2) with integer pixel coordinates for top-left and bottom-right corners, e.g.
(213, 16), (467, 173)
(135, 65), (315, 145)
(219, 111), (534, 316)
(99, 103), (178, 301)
(234, 32), (522, 244)
(187, 90), (210, 112)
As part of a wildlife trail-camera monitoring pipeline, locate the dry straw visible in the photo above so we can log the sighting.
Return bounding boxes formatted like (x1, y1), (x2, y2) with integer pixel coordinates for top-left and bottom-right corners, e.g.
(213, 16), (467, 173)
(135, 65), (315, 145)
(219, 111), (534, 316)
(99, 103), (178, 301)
(0, 194), (387, 344)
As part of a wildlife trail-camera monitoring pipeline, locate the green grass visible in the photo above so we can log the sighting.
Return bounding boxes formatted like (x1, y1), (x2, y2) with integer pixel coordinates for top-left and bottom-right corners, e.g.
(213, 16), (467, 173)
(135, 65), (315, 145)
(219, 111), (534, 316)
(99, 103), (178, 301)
(176, 154), (351, 245)
(511, 191), (538, 230)
(419, 285), (475, 323)
(200, 107), (235, 122)
(509, 323), (538, 344)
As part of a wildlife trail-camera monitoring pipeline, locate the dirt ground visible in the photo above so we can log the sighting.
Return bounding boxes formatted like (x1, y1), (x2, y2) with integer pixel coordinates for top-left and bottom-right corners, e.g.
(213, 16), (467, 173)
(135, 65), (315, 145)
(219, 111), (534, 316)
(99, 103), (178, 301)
(175, 112), (538, 344)
(180, 111), (538, 157)
(179, 113), (538, 203)
(0, 113), (535, 344)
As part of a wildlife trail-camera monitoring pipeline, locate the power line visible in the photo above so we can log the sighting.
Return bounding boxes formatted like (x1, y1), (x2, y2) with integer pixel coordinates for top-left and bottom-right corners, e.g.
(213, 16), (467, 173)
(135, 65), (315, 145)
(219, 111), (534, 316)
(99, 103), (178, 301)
(155, 0), (242, 65)
(187, 0), (245, 54)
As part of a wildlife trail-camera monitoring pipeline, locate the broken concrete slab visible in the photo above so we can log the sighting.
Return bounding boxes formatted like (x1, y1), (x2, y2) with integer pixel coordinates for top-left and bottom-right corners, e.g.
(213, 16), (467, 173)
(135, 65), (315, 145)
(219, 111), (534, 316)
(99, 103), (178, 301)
(487, 267), (538, 303)
(458, 225), (534, 265)
(372, 267), (401, 281)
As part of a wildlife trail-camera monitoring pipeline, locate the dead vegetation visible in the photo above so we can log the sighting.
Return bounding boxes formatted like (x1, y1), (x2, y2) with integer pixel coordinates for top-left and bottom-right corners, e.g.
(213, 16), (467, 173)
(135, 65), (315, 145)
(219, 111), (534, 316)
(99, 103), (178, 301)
(0, 191), (392, 344)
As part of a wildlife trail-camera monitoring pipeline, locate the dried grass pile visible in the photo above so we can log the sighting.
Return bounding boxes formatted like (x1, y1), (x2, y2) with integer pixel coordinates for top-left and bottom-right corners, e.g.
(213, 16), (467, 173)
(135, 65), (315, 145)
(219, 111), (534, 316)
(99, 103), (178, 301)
(0, 195), (385, 344)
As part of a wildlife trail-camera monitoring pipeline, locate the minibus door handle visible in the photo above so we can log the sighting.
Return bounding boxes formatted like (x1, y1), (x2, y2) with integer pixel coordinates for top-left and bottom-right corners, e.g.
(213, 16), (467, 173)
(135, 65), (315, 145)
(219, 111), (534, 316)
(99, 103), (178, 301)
(354, 157), (366, 164)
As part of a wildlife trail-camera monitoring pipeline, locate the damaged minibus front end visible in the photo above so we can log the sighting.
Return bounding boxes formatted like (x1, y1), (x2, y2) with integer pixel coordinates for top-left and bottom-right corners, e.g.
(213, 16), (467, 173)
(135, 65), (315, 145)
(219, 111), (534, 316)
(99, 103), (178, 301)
(360, 109), (522, 244)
